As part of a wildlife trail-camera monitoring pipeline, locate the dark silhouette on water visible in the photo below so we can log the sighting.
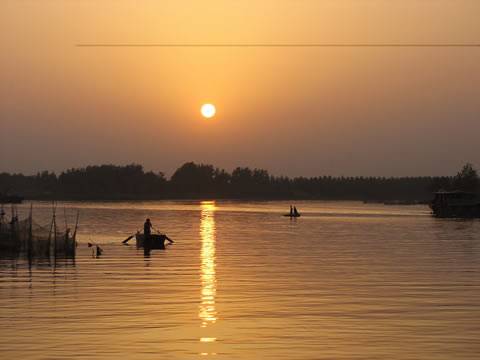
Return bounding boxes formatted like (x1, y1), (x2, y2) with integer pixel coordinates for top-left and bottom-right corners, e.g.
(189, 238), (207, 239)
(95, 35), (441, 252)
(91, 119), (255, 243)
(120, 218), (175, 256)
(143, 218), (153, 256)
(0, 204), (78, 259)
(284, 205), (301, 218)
(122, 234), (134, 244)
(430, 191), (480, 218)
(429, 164), (480, 218)
(294, 206), (300, 217)
(88, 242), (103, 257)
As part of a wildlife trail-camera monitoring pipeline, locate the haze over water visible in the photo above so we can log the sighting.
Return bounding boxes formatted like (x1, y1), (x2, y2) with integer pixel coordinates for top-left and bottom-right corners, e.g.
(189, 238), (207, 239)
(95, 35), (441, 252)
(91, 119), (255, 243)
(2, 1), (480, 176)
(1, 201), (479, 359)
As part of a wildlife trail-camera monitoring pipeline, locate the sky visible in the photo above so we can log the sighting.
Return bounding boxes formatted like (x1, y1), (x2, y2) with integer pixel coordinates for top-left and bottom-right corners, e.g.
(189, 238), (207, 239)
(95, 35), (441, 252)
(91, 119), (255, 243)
(1, 0), (479, 177)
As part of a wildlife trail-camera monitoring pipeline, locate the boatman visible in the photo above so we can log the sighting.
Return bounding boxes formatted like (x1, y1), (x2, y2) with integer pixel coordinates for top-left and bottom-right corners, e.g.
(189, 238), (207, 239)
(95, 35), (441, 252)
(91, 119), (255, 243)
(144, 218), (153, 255)
(293, 206), (300, 217)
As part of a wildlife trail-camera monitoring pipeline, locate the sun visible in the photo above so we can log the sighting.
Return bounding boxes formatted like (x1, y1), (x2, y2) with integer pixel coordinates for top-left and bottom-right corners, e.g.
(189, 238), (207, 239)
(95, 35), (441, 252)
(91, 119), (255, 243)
(201, 104), (216, 119)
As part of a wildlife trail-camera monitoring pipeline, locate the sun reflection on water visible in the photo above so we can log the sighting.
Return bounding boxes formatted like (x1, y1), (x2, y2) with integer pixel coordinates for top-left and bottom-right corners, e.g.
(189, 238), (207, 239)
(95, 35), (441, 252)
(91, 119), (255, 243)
(199, 201), (217, 330)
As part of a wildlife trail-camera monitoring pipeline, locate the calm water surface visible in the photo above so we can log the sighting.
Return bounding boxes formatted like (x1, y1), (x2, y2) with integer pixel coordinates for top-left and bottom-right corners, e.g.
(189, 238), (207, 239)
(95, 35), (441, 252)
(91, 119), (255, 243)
(1, 201), (479, 359)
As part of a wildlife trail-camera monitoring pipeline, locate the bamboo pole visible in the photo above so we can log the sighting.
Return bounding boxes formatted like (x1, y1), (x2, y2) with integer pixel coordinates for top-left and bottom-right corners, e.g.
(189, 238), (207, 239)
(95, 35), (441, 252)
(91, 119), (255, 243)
(10, 205), (18, 250)
(63, 207), (68, 230)
(47, 202), (56, 257)
(53, 204), (57, 260)
(28, 203), (33, 261)
(72, 211), (79, 257)
(72, 210), (80, 257)
(0, 204), (4, 232)
(46, 221), (52, 257)
(63, 207), (69, 255)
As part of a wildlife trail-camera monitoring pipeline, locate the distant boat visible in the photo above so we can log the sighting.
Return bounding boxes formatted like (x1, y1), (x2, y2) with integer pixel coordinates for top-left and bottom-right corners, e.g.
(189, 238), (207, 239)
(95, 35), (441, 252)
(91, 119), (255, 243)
(283, 213), (301, 218)
(430, 191), (480, 218)
(0, 194), (23, 204)
(284, 206), (301, 218)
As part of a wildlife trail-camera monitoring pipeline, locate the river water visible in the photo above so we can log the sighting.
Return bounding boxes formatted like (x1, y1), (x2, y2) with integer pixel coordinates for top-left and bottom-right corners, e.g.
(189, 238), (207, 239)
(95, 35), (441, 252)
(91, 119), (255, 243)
(1, 201), (479, 359)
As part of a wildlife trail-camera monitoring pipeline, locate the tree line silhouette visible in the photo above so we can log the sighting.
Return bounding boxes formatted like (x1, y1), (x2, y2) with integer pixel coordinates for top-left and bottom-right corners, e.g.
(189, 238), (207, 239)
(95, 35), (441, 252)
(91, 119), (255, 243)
(0, 162), (478, 201)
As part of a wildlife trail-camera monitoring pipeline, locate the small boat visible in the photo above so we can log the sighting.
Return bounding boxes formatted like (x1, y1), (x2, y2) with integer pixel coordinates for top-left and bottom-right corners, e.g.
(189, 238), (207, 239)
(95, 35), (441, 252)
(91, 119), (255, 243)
(430, 191), (480, 218)
(283, 213), (301, 218)
(284, 206), (301, 217)
(135, 232), (169, 250)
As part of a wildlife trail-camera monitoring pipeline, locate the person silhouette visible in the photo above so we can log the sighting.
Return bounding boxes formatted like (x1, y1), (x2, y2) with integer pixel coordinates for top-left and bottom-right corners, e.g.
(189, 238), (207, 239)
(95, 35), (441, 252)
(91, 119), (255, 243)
(143, 218), (153, 256)
(293, 206), (300, 216)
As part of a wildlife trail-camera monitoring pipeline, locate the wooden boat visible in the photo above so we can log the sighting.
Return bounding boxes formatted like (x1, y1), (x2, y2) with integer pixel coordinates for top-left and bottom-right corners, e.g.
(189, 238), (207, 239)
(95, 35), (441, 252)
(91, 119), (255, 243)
(283, 213), (301, 218)
(135, 233), (168, 250)
(430, 191), (480, 218)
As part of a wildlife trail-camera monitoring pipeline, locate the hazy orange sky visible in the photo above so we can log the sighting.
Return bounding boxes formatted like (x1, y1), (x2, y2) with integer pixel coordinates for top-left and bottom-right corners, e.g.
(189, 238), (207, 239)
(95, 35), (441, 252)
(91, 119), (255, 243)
(1, 1), (479, 177)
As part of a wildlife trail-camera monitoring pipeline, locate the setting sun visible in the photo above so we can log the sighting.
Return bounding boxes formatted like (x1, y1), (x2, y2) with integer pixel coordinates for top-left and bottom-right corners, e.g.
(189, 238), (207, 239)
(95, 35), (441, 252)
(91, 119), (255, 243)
(201, 104), (216, 119)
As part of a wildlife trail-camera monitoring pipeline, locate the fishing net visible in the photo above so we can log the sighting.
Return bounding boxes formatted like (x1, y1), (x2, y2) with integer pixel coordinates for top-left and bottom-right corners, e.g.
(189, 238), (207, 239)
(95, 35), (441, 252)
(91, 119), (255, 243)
(0, 216), (76, 257)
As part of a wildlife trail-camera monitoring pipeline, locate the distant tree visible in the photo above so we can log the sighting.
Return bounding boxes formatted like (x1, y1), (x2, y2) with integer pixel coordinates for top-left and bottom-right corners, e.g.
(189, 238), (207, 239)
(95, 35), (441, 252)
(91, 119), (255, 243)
(57, 164), (167, 199)
(429, 176), (452, 193)
(230, 167), (254, 195)
(452, 163), (480, 193)
(231, 167), (273, 196)
(0, 162), (455, 201)
(34, 171), (57, 196)
(213, 168), (231, 196)
(170, 162), (216, 195)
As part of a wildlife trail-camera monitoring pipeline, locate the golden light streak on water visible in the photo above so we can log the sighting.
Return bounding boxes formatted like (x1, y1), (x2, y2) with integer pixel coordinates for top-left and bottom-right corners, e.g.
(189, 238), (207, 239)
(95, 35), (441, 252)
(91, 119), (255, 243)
(200, 337), (217, 342)
(199, 200), (217, 341)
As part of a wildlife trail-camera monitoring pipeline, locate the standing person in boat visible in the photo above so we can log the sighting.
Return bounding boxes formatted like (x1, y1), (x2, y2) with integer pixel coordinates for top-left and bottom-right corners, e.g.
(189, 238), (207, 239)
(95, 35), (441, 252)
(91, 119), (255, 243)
(143, 218), (153, 256)
(290, 205), (294, 216)
(293, 206), (300, 217)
